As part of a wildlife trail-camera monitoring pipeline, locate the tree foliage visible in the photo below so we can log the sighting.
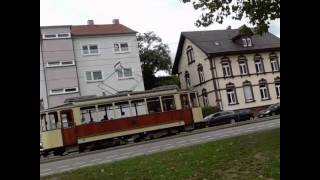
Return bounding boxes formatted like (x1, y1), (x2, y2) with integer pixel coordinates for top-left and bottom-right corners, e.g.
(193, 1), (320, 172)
(137, 31), (172, 90)
(155, 76), (180, 87)
(181, 0), (280, 35)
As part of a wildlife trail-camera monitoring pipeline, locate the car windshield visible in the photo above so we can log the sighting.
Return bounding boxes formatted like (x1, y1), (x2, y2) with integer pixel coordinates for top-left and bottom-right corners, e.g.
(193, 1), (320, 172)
(204, 114), (213, 120)
(222, 111), (234, 115)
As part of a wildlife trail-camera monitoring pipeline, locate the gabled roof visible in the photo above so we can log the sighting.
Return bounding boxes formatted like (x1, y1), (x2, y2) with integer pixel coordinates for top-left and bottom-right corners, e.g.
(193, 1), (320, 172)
(71, 24), (137, 36)
(172, 26), (280, 74)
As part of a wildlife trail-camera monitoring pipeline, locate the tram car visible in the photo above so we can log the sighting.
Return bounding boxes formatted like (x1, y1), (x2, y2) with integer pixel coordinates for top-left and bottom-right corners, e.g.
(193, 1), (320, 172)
(40, 87), (204, 156)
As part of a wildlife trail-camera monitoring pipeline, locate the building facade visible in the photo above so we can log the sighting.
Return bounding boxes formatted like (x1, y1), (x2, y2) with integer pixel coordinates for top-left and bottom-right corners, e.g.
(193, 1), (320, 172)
(172, 25), (280, 113)
(40, 20), (145, 109)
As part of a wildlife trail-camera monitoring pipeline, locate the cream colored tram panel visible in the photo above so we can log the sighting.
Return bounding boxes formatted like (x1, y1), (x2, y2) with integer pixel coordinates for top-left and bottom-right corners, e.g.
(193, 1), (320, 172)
(41, 129), (64, 150)
(192, 107), (204, 123)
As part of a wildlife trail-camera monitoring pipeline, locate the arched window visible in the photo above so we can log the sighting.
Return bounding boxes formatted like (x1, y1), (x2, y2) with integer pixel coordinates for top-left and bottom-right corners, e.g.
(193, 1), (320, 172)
(259, 79), (270, 100)
(238, 55), (249, 75)
(274, 77), (280, 98)
(198, 64), (205, 83)
(270, 52), (280, 72)
(226, 83), (238, 105)
(202, 88), (209, 107)
(186, 46), (195, 64)
(185, 71), (191, 88)
(221, 57), (233, 77)
(254, 54), (265, 74)
(243, 80), (254, 102)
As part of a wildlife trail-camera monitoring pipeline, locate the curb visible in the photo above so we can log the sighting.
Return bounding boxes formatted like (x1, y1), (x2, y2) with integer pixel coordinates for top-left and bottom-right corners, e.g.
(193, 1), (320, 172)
(40, 115), (280, 164)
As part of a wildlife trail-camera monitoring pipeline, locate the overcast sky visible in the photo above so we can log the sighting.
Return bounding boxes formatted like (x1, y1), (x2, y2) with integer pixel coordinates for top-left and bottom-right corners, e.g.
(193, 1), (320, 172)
(41, 0), (280, 76)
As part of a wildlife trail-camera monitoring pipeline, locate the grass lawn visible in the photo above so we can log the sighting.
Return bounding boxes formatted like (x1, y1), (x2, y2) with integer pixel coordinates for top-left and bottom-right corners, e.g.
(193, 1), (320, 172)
(42, 128), (280, 180)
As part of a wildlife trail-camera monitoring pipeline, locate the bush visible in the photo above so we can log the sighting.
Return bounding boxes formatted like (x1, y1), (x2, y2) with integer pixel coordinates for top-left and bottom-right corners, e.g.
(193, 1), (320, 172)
(202, 106), (221, 118)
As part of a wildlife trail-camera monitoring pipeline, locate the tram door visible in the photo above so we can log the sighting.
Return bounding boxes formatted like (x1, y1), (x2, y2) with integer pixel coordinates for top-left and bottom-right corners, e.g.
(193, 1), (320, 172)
(60, 110), (77, 146)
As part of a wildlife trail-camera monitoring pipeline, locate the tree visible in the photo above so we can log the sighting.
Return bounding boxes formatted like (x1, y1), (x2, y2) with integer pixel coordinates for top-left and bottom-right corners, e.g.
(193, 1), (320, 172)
(137, 32), (172, 90)
(181, 0), (280, 35)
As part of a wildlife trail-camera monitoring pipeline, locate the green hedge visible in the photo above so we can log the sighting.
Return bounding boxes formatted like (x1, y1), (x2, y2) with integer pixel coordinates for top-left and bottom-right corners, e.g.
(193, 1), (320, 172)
(202, 106), (221, 118)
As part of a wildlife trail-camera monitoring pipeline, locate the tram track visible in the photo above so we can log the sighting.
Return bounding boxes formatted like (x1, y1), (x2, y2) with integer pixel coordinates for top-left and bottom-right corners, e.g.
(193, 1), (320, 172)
(40, 115), (279, 164)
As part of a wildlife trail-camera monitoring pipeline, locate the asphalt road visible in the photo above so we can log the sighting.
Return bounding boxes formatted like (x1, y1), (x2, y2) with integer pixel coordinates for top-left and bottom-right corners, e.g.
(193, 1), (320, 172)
(40, 118), (280, 177)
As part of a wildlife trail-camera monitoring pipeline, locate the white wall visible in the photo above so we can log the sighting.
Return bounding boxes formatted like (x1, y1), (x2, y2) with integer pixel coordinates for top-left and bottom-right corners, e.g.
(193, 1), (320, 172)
(73, 34), (145, 96)
(177, 38), (217, 107)
(214, 51), (280, 110)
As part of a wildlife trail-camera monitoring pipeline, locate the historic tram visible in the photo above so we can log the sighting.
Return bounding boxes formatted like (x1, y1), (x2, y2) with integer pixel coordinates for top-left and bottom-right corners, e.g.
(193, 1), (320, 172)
(40, 87), (204, 156)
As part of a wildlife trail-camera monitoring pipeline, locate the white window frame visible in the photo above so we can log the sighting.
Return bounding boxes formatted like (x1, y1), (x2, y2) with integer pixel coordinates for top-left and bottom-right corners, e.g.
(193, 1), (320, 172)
(186, 46), (195, 64)
(275, 83), (280, 98)
(203, 94), (209, 107)
(259, 85), (269, 100)
(243, 85), (254, 102)
(57, 33), (71, 38)
(116, 67), (134, 80)
(82, 44), (100, 56)
(85, 70), (104, 82)
(198, 65), (205, 83)
(239, 61), (248, 75)
(255, 60), (264, 73)
(271, 59), (279, 71)
(113, 42), (129, 53)
(242, 38), (247, 47)
(247, 37), (252, 47)
(49, 87), (78, 95)
(46, 60), (75, 68)
(199, 70), (205, 82)
(42, 33), (71, 39)
(227, 88), (237, 105)
(185, 74), (191, 88)
(222, 63), (232, 77)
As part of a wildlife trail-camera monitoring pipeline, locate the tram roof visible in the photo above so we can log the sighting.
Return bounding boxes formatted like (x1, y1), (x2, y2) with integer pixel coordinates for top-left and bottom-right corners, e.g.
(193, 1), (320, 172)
(40, 86), (197, 113)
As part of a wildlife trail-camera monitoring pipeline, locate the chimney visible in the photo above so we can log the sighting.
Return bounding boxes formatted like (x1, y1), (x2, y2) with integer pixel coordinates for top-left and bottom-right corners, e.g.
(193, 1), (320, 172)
(112, 19), (119, 24)
(227, 25), (231, 30)
(87, 20), (94, 25)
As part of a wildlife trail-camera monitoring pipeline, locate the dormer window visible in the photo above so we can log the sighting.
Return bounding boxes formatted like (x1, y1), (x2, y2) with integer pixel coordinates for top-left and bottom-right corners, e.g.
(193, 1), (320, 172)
(242, 38), (247, 47)
(247, 38), (252, 46)
(242, 37), (252, 47)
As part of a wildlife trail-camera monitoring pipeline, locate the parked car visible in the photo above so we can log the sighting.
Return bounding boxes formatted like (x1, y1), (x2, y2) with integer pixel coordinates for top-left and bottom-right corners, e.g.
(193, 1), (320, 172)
(257, 103), (280, 118)
(205, 109), (254, 127)
(236, 109), (255, 122)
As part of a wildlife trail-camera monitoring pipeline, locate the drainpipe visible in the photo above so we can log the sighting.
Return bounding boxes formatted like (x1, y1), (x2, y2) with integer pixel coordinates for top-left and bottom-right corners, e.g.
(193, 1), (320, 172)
(71, 27), (82, 97)
(208, 55), (223, 110)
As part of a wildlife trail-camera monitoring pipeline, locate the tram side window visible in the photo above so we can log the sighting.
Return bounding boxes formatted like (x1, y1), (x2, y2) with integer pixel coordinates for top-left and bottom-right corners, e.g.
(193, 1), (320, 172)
(190, 93), (199, 107)
(161, 96), (176, 112)
(114, 101), (131, 119)
(180, 94), (190, 109)
(147, 97), (162, 114)
(97, 104), (115, 121)
(80, 106), (98, 124)
(131, 99), (148, 116)
(48, 112), (59, 130)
